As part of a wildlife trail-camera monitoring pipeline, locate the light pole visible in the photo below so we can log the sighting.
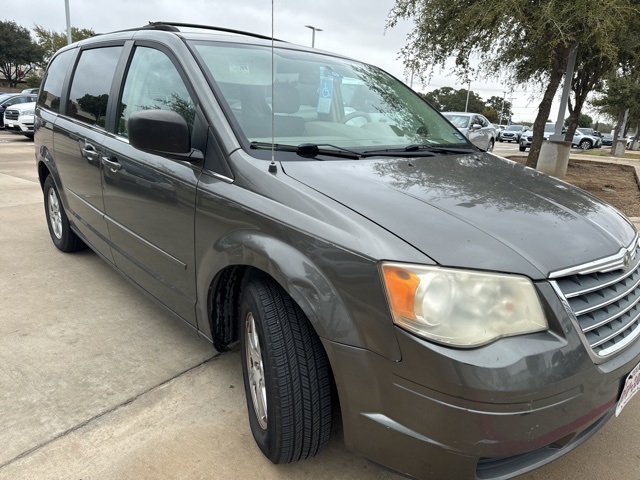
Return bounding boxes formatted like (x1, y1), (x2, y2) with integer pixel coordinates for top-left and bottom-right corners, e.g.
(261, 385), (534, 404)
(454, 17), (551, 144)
(305, 25), (323, 48)
(464, 81), (471, 112)
(65, 0), (72, 44)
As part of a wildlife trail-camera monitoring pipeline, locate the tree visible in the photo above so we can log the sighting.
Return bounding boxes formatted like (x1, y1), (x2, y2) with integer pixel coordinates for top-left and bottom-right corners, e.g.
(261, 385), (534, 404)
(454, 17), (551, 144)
(592, 70), (640, 153)
(420, 86), (485, 112)
(486, 95), (512, 124)
(0, 21), (44, 87)
(564, 114), (593, 129)
(481, 107), (499, 123)
(387, 0), (640, 169)
(33, 25), (95, 62)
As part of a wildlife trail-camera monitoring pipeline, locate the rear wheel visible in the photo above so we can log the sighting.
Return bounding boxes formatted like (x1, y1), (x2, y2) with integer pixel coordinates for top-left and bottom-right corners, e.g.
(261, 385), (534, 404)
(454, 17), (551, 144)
(519, 145), (526, 152)
(43, 175), (86, 252)
(240, 277), (332, 464)
(486, 139), (494, 152)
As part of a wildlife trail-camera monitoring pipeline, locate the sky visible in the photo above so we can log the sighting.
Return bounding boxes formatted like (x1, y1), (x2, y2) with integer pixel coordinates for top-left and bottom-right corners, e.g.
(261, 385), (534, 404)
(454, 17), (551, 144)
(3, 0), (574, 123)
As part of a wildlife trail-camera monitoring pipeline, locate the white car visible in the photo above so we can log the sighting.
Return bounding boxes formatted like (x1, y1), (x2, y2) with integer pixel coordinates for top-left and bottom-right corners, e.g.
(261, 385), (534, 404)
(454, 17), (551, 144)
(3, 101), (35, 138)
(442, 112), (496, 151)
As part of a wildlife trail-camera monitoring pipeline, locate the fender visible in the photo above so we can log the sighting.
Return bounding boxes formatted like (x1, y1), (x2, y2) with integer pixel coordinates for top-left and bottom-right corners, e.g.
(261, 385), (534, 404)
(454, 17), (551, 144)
(195, 229), (402, 361)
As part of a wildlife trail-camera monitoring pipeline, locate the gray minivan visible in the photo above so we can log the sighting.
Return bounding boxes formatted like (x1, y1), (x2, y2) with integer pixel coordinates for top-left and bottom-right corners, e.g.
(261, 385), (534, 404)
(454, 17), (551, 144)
(35, 22), (640, 480)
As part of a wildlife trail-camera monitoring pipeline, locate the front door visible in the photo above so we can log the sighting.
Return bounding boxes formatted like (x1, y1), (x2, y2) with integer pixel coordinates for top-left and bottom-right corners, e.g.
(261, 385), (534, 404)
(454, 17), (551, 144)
(101, 45), (202, 325)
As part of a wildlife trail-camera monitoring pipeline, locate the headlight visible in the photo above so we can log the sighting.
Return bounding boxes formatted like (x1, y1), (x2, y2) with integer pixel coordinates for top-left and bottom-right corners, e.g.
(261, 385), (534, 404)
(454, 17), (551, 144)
(21, 109), (35, 116)
(381, 263), (547, 347)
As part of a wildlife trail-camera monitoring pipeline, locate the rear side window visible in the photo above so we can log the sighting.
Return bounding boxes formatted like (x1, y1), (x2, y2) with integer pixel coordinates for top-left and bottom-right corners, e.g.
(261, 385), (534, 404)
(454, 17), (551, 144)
(117, 46), (195, 138)
(67, 46), (123, 128)
(38, 49), (75, 113)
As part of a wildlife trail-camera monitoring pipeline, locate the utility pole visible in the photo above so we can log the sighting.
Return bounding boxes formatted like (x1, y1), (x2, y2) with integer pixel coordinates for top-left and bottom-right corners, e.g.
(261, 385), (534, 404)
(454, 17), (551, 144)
(499, 91), (506, 126)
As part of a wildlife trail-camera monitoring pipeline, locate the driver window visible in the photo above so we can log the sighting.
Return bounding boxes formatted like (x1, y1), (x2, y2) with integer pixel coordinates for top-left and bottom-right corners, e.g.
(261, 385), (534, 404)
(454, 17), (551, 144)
(118, 47), (195, 138)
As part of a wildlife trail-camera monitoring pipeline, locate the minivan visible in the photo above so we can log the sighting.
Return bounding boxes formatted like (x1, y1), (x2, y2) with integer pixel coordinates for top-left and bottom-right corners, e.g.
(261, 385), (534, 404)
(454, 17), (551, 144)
(35, 22), (640, 480)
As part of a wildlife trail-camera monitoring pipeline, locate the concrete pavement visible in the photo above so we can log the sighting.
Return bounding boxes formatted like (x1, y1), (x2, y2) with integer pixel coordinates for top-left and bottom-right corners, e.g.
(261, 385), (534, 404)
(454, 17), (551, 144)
(2, 131), (640, 479)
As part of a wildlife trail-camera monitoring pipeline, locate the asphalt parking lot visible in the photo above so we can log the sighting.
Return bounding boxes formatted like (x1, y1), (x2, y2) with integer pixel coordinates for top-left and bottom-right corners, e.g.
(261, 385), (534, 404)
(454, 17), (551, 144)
(1, 130), (639, 479)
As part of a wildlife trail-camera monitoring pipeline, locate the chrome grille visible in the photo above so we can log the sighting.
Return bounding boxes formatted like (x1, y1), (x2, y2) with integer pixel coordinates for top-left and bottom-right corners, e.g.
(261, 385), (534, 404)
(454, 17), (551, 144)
(552, 236), (640, 357)
(4, 109), (19, 121)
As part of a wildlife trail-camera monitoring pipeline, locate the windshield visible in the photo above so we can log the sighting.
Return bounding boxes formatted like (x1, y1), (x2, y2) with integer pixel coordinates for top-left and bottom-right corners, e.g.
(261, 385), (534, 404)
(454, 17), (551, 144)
(505, 125), (522, 131)
(190, 42), (470, 153)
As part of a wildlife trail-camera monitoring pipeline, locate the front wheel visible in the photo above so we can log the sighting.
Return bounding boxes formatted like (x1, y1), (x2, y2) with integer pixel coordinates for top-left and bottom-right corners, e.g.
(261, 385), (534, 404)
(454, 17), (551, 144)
(240, 277), (332, 464)
(43, 175), (86, 252)
(579, 140), (592, 150)
(519, 145), (526, 152)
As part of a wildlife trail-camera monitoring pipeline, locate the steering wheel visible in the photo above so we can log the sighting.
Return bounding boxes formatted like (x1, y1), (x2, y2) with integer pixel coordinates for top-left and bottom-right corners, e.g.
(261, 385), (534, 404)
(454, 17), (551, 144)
(341, 111), (372, 124)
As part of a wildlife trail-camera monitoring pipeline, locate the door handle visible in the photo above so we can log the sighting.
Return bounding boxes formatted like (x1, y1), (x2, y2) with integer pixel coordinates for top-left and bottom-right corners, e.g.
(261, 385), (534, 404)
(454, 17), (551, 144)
(81, 143), (100, 161)
(101, 156), (122, 172)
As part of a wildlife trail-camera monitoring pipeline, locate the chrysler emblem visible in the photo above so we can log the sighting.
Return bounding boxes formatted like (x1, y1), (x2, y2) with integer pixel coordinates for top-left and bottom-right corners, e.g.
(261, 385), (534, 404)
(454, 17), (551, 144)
(624, 251), (631, 269)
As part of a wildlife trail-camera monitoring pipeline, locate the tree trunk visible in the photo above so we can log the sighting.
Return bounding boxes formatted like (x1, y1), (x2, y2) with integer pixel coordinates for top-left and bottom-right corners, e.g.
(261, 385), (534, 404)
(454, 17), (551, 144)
(611, 110), (625, 155)
(525, 67), (566, 168)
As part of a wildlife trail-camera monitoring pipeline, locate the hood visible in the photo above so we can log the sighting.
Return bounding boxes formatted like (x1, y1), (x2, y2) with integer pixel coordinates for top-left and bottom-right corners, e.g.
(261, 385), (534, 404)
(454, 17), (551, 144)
(282, 153), (636, 280)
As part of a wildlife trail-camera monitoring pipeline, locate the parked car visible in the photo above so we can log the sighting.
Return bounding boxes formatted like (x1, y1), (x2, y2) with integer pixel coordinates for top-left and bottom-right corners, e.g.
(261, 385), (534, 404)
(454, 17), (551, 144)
(601, 133), (613, 146)
(572, 130), (602, 150)
(3, 101), (36, 138)
(577, 127), (601, 138)
(0, 93), (37, 128)
(498, 124), (527, 143)
(519, 123), (557, 151)
(35, 22), (640, 480)
(21, 87), (39, 94)
(441, 112), (496, 151)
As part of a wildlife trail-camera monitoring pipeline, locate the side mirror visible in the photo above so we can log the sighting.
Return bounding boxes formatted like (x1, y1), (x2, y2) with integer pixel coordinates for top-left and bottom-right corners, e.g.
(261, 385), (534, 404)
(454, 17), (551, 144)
(471, 123), (482, 130)
(128, 109), (203, 162)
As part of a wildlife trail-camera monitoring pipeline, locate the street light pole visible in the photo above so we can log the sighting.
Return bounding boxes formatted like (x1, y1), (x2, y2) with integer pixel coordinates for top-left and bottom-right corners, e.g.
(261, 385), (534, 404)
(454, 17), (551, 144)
(304, 25), (323, 48)
(64, 0), (72, 44)
(464, 81), (471, 112)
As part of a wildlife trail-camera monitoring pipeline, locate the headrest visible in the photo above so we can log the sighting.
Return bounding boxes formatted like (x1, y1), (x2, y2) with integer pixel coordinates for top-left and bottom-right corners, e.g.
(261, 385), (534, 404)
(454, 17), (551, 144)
(273, 83), (300, 114)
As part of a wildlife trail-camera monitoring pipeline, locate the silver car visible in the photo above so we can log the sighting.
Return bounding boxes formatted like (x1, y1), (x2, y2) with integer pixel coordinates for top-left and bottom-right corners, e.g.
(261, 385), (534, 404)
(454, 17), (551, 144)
(442, 112), (496, 152)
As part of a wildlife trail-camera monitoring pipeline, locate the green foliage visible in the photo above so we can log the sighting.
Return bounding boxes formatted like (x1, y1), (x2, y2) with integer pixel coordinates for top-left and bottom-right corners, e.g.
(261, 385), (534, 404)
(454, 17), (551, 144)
(419, 88), (510, 123)
(421, 86), (485, 113)
(387, 0), (640, 168)
(387, 0), (633, 86)
(33, 25), (95, 62)
(0, 21), (44, 87)
(23, 73), (43, 88)
(592, 71), (640, 142)
(486, 95), (513, 123)
(564, 114), (593, 128)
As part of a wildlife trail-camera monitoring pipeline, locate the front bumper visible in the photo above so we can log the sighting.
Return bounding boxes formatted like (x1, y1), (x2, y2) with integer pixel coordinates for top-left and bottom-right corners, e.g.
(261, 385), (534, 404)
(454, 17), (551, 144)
(326, 283), (640, 479)
(500, 134), (518, 141)
(4, 114), (34, 135)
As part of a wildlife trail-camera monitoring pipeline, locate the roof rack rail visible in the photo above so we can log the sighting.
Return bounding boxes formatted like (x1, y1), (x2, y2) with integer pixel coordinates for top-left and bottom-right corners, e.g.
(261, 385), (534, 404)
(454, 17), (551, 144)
(146, 22), (286, 42)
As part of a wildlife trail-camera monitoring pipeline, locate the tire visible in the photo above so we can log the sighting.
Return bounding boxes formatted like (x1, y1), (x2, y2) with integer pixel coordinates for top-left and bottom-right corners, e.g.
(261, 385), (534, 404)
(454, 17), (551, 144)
(499, 139), (503, 143)
(519, 145), (526, 152)
(43, 175), (86, 252)
(486, 139), (494, 152)
(240, 277), (332, 464)
(579, 140), (592, 150)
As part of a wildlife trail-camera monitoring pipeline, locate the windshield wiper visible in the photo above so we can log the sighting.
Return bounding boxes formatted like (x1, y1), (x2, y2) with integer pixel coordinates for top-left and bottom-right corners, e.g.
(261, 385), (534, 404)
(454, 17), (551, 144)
(250, 141), (361, 159)
(361, 144), (476, 157)
(405, 144), (476, 154)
